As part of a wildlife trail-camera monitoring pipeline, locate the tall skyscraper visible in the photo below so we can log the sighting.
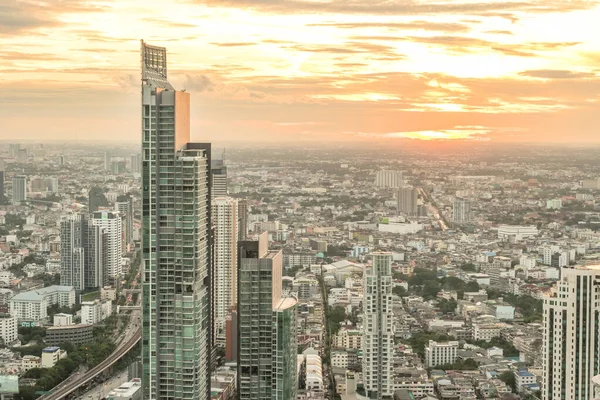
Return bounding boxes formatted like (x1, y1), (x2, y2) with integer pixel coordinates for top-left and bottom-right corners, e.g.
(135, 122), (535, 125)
(212, 197), (238, 344)
(104, 151), (111, 171)
(542, 265), (600, 400)
(0, 158), (5, 203)
(397, 187), (418, 217)
(453, 197), (471, 224)
(238, 199), (248, 241)
(363, 252), (394, 400)
(141, 40), (212, 400)
(131, 154), (142, 174)
(375, 170), (403, 188)
(60, 214), (105, 290)
(91, 211), (122, 284)
(238, 232), (298, 400)
(12, 176), (27, 204)
(211, 156), (227, 198)
(115, 197), (134, 250)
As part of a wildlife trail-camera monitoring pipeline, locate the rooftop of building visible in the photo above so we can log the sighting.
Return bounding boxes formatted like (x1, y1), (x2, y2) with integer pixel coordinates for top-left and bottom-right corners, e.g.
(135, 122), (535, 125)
(11, 285), (74, 302)
(42, 346), (61, 353)
(516, 371), (534, 377)
(274, 296), (297, 311)
(47, 324), (92, 331)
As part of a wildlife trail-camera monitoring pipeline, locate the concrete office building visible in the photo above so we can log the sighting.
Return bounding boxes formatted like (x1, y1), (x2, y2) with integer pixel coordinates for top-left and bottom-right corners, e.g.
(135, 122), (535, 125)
(453, 197), (471, 224)
(60, 213), (106, 291)
(104, 151), (111, 171)
(212, 197), (238, 344)
(397, 187), (418, 217)
(375, 170), (403, 188)
(238, 232), (298, 400)
(140, 41), (212, 400)
(91, 211), (122, 284)
(12, 175), (27, 203)
(131, 154), (142, 174)
(542, 265), (600, 400)
(362, 252), (394, 400)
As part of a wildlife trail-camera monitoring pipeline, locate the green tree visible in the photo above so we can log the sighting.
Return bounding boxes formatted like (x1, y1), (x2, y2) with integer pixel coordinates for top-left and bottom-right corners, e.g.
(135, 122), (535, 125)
(499, 371), (516, 392)
(392, 286), (408, 297)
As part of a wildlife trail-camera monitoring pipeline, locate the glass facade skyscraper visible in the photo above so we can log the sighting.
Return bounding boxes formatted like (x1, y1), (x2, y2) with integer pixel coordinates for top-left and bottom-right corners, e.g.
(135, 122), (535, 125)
(141, 40), (212, 400)
(238, 232), (298, 400)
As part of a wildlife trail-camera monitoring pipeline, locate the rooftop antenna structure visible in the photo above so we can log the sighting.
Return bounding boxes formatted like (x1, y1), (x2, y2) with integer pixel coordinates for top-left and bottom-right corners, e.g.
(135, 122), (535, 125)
(141, 39), (174, 90)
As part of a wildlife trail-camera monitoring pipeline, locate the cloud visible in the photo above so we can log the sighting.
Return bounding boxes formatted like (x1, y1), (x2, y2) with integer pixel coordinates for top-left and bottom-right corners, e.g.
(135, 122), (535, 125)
(308, 21), (471, 33)
(485, 30), (513, 35)
(0, 0), (112, 35)
(210, 42), (256, 47)
(142, 18), (198, 28)
(519, 70), (597, 79)
(181, 74), (216, 92)
(196, 0), (596, 15)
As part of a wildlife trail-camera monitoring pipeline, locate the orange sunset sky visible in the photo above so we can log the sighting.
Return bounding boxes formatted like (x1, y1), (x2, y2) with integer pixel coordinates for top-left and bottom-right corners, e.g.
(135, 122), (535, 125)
(1, 0), (599, 143)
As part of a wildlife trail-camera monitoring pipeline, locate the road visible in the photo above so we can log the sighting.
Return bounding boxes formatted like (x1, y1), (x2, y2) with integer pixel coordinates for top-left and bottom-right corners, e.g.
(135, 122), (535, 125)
(419, 187), (448, 231)
(38, 329), (141, 400)
(75, 370), (128, 400)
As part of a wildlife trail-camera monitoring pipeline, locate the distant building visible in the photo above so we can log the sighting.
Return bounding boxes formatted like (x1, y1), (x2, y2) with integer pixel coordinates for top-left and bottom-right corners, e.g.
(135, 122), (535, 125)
(363, 252), (394, 399)
(212, 197), (238, 345)
(397, 187), (418, 217)
(91, 211), (122, 284)
(115, 197), (134, 249)
(45, 324), (94, 346)
(104, 151), (111, 171)
(237, 232), (298, 400)
(543, 266), (600, 400)
(0, 315), (17, 345)
(309, 239), (328, 253)
(546, 199), (562, 210)
(130, 154), (141, 174)
(21, 355), (41, 371)
(60, 213), (106, 291)
(425, 340), (459, 368)
(81, 299), (112, 325)
(106, 379), (142, 400)
(10, 286), (74, 322)
(53, 313), (73, 327)
(12, 176), (27, 203)
(211, 157), (228, 198)
(453, 197), (471, 224)
(497, 225), (539, 242)
(41, 346), (67, 368)
(375, 170), (403, 188)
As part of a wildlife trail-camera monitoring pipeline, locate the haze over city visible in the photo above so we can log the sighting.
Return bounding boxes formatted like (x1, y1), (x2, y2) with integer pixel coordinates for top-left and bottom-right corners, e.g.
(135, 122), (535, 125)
(3, 0), (600, 143)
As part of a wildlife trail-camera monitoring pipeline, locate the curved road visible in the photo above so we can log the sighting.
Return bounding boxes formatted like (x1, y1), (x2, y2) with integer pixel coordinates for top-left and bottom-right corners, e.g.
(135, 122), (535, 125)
(38, 329), (141, 400)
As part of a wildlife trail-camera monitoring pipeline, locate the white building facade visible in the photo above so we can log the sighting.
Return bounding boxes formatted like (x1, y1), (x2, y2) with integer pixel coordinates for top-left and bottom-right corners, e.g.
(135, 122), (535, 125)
(363, 252), (394, 399)
(91, 211), (122, 282)
(542, 266), (600, 400)
(425, 340), (459, 368)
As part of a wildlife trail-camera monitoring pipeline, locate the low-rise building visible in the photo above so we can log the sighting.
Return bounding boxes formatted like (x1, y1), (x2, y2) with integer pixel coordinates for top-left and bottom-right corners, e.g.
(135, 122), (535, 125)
(81, 299), (112, 325)
(53, 313), (73, 327)
(0, 315), (17, 345)
(106, 378), (142, 400)
(21, 355), (41, 371)
(425, 340), (459, 368)
(45, 324), (94, 346)
(41, 346), (67, 368)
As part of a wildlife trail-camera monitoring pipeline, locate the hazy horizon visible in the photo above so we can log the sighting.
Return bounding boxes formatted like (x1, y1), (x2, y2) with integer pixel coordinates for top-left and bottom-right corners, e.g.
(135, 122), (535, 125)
(2, 0), (599, 143)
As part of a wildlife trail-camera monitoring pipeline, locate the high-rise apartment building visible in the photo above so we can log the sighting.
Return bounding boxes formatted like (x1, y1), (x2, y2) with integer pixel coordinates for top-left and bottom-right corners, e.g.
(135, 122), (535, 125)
(12, 176), (27, 204)
(0, 158), (4, 203)
(211, 156), (227, 198)
(131, 154), (142, 174)
(363, 252), (394, 400)
(375, 170), (403, 188)
(91, 211), (122, 284)
(542, 265), (600, 400)
(453, 197), (471, 224)
(104, 151), (111, 171)
(115, 197), (134, 250)
(212, 197), (238, 344)
(238, 232), (298, 400)
(397, 187), (418, 217)
(141, 40), (212, 400)
(238, 200), (248, 241)
(60, 214), (105, 291)
(425, 340), (459, 368)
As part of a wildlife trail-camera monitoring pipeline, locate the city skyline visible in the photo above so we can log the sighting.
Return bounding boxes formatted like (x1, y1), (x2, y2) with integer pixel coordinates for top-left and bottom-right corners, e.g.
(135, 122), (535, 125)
(2, 0), (600, 143)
